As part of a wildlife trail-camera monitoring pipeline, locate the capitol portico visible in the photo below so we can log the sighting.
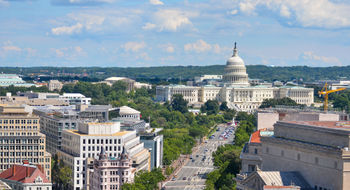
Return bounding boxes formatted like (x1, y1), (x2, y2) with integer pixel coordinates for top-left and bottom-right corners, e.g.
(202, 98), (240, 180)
(156, 44), (314, 112)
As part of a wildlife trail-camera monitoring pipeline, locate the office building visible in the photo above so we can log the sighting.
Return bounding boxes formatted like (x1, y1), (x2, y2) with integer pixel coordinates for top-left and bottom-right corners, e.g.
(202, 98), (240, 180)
(58, 121), (150, 190)
(0, 105), (51, 181)
(59, 93), (91, 105)
(33, 105), (115, 154)
(139, 128), (163, 169)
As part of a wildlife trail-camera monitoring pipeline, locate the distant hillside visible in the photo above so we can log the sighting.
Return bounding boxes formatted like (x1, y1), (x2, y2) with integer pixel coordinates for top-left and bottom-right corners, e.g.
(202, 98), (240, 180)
(0, 65), (350, 82)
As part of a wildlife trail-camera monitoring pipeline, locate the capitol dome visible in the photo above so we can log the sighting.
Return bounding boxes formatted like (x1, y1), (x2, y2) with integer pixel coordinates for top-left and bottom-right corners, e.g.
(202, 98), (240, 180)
(223, 43), (249, 86)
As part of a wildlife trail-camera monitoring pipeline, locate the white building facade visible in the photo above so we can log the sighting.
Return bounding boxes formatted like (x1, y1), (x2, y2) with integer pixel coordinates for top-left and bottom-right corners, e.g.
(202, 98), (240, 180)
(156, 44), (314, 112)
(59, 93), (91, 105)
(58, 121), (150, 190)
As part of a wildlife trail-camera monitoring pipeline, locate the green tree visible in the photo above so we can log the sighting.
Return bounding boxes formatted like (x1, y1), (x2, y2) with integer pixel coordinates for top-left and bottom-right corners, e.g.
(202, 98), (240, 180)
(122, 168), (165, 190)
(220, 101), (229, 111)
(201, 100), (220, 115)
(171, 94), (188, 113)
(333, 94), (350, 112)
(259, 97), (298, 108)
(58, 163), (72, 190)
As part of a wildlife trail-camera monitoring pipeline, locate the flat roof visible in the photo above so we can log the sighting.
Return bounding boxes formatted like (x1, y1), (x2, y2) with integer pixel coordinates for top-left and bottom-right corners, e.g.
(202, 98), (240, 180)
(68, 130), (131, 137)
(283, 121), (350, 131)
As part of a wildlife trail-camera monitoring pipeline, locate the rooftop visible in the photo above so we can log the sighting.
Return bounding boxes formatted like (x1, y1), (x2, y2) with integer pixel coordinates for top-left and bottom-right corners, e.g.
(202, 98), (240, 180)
(250, 129), (273, 144)
(119, 106), (140, 114)
(69, 130), (131, 137)
(0, 163), (50, 184)
(257, 171), (310, 189)
(284, 121), (350, 131)
(250, 130), (261, 143)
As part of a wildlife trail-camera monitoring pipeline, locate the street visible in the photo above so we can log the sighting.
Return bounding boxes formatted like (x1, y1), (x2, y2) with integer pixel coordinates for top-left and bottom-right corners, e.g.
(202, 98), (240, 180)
(163, 124), (235, 190)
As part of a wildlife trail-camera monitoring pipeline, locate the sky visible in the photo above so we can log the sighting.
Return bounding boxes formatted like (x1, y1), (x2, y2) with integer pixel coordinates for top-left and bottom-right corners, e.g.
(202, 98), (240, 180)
(0, 0), (350, 67)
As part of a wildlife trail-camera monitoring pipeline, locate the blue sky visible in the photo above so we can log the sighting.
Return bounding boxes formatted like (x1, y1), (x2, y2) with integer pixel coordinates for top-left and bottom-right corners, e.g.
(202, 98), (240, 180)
(0, 0), (350, 67)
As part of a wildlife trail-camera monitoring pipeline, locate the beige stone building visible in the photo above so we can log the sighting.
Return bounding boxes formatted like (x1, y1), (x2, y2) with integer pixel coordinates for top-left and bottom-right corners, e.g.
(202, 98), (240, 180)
(0, 105), (51, 181)
(261, 120), (350, 190)
(257, 108), (340, 130)
(236, 170), (310, 190)
(156, 45), (314, 112)
(89, 147), (135, 190)
(48, 80), (63, 91)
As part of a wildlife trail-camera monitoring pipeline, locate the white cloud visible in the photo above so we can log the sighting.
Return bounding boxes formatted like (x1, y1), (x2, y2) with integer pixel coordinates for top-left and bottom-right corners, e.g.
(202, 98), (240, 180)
(0, 41), (37, 58)
(166, 45), (174, 53)
(239, 1), (256, 15)
(52, 23), (83, 35)
(302, 51), (341, 65)
(51, 10), (137, 35)
(142, 23), (156, 30)
(52, 14), (106, 35)
(280, 5), (291, 18)
(228, 9), (238, 15)
(122, 41), (146, 52)
(160, 44), (175, 53)
(2, 45), (21, 52)
(184, 40), (212, 53)
(237, 0), (350, 28)
(149, 0), (163, 5)
(143, 9), (196, 32)
(52, 46), (86, 59)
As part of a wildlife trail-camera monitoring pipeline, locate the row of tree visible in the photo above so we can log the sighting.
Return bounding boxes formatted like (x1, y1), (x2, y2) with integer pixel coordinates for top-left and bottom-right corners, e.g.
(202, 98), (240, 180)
(205, 112), (256, 190)
(5, 64), (350, 82)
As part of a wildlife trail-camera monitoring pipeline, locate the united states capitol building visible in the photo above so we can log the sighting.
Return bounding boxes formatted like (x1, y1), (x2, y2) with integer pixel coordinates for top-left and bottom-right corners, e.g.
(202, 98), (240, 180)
(156, 44), (314, 112)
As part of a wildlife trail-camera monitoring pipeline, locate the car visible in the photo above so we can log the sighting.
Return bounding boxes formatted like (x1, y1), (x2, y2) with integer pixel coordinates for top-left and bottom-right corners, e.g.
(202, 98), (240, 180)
(172, 177), (176, 181)
(183, 177), (187, 180)
(192, 159), (195, 162)
(196, 155), (199, 157)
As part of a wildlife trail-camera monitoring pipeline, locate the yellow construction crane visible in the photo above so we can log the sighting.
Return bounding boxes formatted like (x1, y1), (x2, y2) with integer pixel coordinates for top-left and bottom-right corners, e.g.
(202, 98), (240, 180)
(318, 83), (346, 112)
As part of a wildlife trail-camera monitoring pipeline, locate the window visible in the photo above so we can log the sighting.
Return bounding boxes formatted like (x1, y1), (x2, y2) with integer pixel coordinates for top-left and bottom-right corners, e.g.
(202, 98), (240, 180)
(315, 157), (319, 164)
(254, 149), (258, 154)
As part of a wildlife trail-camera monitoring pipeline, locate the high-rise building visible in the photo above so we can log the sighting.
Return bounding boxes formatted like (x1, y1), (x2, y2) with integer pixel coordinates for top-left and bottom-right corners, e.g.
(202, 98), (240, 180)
(33, 105), (114, 155)
(140, 128), (163, 170)
(0, 105), (51, 181)
(89, 147), (134, 190)
(58, 121), (150, 190)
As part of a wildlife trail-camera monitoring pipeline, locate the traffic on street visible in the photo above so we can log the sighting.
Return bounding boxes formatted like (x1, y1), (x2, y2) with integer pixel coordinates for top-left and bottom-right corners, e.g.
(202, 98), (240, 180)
(162, 123), (235, 190)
